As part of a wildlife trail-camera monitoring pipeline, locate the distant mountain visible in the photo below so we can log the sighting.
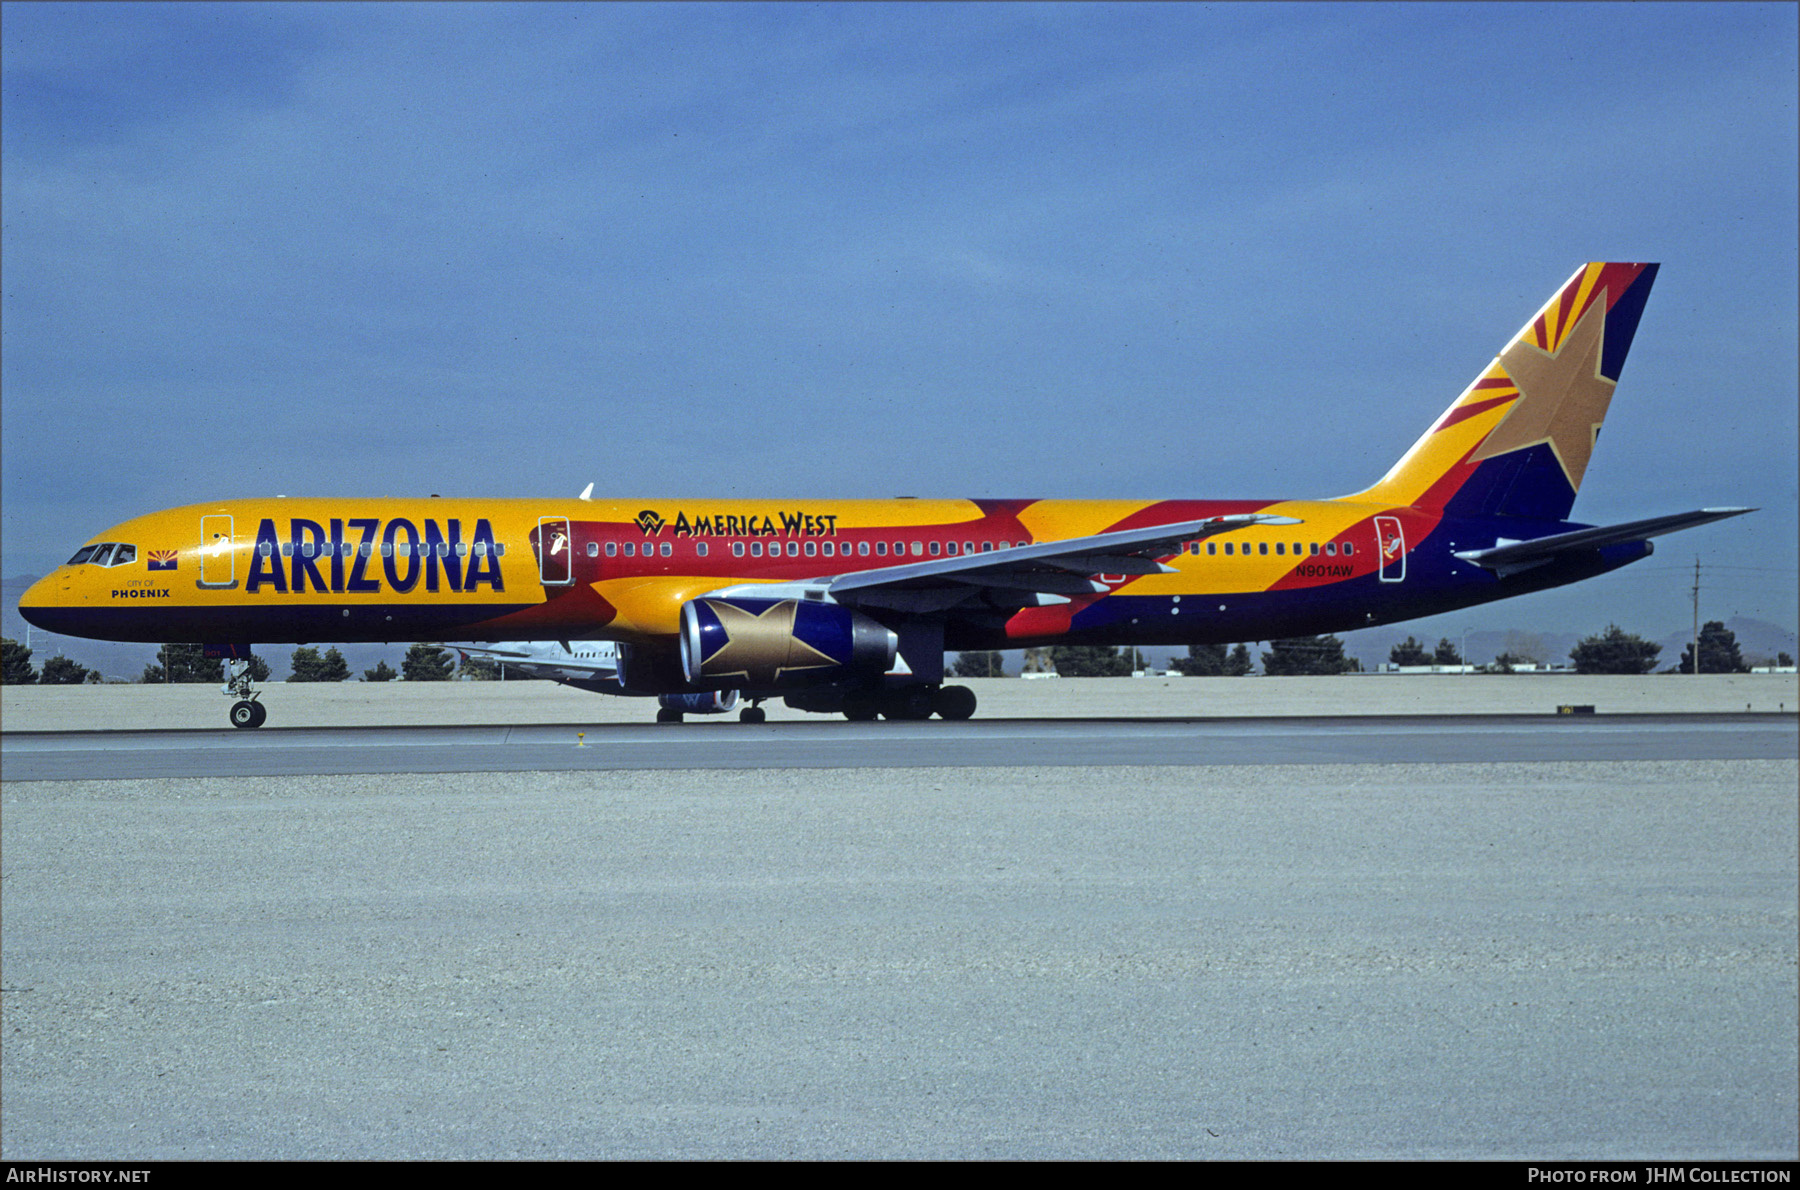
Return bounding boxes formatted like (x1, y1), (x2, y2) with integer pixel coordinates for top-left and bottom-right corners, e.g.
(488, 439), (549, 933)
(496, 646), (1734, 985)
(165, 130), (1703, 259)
(1657, 617), (1797, 668)
(1336, 626), (1580, 670)
(1341, 619), (1799, 671)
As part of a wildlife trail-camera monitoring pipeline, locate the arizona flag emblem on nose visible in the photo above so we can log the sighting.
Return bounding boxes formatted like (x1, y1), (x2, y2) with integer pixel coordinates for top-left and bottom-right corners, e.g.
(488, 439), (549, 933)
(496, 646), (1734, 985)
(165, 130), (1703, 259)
(148, 550), (178, 571)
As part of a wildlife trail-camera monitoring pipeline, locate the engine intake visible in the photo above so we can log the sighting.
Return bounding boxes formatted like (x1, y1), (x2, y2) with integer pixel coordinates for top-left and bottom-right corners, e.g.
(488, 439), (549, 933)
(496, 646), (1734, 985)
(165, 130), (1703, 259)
(658, 690), (740, 715)
(680, 597), (897, 691)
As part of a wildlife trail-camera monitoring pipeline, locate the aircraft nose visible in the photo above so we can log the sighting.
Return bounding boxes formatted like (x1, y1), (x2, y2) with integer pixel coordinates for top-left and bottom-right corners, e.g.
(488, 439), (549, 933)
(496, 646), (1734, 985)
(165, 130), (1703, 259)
(18, 571), (73, 633)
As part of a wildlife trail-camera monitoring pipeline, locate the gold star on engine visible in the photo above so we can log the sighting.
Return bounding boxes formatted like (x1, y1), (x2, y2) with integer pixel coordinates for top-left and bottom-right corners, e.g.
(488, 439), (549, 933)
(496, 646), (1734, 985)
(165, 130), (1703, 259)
(1470, 290), (1616, 491)
(700, 599), (837, 686)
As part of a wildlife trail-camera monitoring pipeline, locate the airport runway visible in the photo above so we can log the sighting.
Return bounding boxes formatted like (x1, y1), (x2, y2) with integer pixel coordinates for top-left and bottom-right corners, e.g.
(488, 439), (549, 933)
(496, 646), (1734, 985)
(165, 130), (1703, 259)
(4, 713), (1794, 781)
(5, 701), (1796, 1159)
(3, 756), (1794, 1160)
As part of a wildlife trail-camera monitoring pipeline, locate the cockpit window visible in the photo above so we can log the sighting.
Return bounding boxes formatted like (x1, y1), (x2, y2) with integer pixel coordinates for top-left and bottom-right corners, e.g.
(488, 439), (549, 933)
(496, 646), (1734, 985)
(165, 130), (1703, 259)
(66, 542), (138, 567)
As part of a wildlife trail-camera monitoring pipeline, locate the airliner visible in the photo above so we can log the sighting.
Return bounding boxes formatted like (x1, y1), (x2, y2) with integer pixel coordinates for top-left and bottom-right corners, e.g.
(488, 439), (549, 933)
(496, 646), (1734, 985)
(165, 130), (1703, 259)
(19, 263), (1750, 727)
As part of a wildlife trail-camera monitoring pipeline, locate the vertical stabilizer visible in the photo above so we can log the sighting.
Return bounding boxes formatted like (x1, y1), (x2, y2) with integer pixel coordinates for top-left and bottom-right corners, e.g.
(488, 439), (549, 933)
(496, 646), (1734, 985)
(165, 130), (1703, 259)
(1349, 262), (1659, 521)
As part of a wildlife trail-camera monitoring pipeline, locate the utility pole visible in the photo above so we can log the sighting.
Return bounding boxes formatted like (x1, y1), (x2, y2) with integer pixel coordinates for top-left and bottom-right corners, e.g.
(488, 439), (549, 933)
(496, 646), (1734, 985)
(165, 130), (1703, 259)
(1691, 557), (1701, 676)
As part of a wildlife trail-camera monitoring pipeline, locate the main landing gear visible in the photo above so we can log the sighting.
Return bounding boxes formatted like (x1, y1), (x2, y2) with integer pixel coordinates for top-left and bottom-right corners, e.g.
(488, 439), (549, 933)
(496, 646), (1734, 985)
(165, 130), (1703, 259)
(655, 700), (769, 724)
(842, 684), (977, 722)
(223, 658), (266, 729)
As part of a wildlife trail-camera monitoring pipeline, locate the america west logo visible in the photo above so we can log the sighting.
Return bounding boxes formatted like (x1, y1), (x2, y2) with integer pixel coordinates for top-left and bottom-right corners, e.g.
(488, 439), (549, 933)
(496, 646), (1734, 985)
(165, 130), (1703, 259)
(148, 550), (178, 571)
(635, 508), (842, 538)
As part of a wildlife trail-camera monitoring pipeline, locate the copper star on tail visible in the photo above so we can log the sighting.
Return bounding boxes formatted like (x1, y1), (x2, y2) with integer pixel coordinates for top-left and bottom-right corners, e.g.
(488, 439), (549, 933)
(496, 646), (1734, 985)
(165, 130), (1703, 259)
(1470, 290), (1616, 491)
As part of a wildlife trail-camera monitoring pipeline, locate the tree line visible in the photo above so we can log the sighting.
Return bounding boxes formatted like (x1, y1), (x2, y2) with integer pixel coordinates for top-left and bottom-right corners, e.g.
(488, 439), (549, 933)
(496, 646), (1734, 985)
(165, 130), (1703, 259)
(0, 640), (472, 684)
(3, 621), (1791, 685)
(945, 621), (1789, 678)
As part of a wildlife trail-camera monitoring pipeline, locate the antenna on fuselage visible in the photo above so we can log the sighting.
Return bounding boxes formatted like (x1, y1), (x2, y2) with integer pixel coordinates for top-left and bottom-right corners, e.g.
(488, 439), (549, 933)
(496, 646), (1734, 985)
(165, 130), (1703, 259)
(579, 483), (594, 501)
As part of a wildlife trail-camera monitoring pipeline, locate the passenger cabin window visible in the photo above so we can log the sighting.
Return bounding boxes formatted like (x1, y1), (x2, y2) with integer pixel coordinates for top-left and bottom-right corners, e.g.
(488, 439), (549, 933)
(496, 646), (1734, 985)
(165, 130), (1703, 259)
(732, 542), (745, 557)
(697, 542), (709, 558)
(1343, 542), (1354, 555)
(587, 542), (599, 557)
(660, 542), (672, 557)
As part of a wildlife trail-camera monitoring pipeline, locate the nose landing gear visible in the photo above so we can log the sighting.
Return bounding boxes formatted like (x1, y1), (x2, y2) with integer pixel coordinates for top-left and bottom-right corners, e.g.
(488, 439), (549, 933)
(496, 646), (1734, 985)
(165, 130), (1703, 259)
(229, 698), (267, 729)
(222, 658), (266, 728)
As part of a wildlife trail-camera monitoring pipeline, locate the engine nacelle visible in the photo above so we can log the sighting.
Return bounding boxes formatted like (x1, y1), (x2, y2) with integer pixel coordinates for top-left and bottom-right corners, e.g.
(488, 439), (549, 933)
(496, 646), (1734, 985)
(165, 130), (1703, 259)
(657, 689), (741, 715)
(680, 597), (897, 692)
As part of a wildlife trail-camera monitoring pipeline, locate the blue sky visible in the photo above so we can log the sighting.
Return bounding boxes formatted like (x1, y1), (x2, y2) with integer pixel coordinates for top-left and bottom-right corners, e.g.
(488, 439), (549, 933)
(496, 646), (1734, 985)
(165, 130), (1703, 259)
(4, 1), (1795, 646)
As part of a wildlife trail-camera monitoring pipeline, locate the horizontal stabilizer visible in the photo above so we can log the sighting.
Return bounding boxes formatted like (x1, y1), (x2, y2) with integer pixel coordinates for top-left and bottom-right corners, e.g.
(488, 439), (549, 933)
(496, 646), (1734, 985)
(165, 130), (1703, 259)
(1454, 507), (1754, 576)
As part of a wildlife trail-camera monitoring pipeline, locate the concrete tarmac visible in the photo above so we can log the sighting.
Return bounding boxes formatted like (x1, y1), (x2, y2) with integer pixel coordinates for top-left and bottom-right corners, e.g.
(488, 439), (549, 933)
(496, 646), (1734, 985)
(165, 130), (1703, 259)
(2, 761), (1794, 1160)
(4, 672), (1797, 731)
(3, 716), (1793, 782)
(2, 677), (1795, 1160)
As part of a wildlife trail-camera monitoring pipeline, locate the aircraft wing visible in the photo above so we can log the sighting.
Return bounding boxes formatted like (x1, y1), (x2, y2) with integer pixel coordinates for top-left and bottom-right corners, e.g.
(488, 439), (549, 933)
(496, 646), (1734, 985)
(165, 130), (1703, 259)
(1454, 507), (1754, 578)
(828, 514), (1298, 613)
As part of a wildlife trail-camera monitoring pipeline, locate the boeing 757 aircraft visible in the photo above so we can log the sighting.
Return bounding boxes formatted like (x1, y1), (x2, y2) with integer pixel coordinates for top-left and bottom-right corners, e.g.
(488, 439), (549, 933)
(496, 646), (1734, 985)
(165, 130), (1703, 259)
(20, 263), (1750, 726)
